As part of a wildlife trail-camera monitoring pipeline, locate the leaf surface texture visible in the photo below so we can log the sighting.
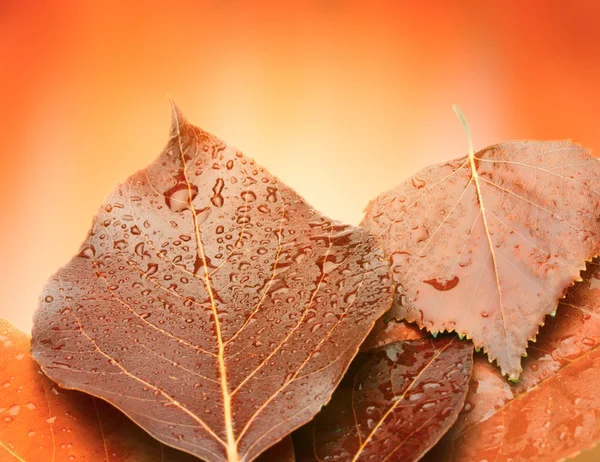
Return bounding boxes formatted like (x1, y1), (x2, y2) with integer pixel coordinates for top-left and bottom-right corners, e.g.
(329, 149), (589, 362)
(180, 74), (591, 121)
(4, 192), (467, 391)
(294, 329), (472, 461)
(362, 141), (600, 378)
(427, 259), (600, 461)
(0, 319), (196, 461)
(32, 106), (393, 462)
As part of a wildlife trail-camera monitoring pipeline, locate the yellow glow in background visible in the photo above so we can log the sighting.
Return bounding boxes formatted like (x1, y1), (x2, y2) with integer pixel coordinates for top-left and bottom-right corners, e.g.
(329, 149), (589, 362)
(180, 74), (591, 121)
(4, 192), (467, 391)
(1, 4), (600, 456)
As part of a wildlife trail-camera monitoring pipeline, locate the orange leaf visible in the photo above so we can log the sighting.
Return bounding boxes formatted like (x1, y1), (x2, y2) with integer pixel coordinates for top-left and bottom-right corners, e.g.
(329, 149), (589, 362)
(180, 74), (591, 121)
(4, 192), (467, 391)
(0, 318), (196, 461)
(426, 259), (600, 461)
(362, 140), (600, 378)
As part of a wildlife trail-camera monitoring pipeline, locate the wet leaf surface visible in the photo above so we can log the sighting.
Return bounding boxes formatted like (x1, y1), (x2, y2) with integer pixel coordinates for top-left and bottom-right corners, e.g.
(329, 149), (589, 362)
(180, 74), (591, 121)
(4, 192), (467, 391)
(426, 259), (600, 462)
(0, 318), (197, 461)
(31, 104), (393, 462)
(362, 141), (600, 378)
(293, 334), (473, 462)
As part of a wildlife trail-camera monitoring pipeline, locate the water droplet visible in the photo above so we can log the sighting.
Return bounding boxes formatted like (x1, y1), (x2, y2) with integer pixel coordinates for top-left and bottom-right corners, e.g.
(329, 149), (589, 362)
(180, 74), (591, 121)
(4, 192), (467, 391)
(113, 240), (127, 250)
(411, 225), (429, 244)
(241, 190), (257, 203)
(195, 207), (212, 225)
(412, 177), (426, 189)
(211, 178), (225, 207)
(144, 263), (159, 277)
(164, 183), (198, 212)
(423, 276), (459, 291)
(77, 245), (96, 259)
(344, 289), (358, 305)
(44, 295), (54, 303)
(317, 255), (340, 275)
(266, 186), (278, 203)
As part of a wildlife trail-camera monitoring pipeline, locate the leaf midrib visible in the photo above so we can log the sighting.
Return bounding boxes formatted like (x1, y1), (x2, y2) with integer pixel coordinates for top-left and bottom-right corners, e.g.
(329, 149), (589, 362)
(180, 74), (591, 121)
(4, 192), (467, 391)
(468, 149), (513, 377)
(174, 118), (238, 462)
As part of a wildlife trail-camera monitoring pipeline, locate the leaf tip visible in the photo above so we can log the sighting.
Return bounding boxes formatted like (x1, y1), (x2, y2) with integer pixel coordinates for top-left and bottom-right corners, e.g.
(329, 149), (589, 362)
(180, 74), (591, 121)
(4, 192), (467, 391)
(168, 96), (188, 135)
(452, 104), (473, 154)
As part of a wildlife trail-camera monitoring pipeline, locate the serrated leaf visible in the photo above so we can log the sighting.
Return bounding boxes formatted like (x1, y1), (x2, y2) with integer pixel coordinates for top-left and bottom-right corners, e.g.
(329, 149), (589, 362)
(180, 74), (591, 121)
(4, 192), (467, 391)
(425, 259), (600, 461)
(362, 140), (600, 378)
(31, 104), (393, 462)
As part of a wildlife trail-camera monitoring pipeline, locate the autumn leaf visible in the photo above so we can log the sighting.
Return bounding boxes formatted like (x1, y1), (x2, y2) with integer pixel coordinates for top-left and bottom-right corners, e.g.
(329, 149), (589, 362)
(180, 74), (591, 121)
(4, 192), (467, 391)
(362, 138), (600, 378)
(293, 322), (473, 462)
(31, 103), (393, 462)
(425, 259), (600, 461)
(0, 318), (197, 461)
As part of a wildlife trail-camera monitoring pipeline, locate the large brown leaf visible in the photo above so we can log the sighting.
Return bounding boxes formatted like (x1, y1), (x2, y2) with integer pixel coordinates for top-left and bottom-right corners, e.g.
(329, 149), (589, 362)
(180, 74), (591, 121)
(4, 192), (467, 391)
(293, 324), (473, 462)
(426, 259), (600, 461)
(31, 104), (393, 462)
(362, 140), (600, 378)
(0, 318), (197, 461)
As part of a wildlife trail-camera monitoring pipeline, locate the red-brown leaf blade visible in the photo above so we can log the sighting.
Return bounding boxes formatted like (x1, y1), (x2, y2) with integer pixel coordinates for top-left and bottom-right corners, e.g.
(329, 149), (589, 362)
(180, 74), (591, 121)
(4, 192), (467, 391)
(362, 141), (600, 378)
(426, 259), (600, 461)
(31, 105), (393, 462)
(293, 336), (473, 462)
(0, 318), (196, 461)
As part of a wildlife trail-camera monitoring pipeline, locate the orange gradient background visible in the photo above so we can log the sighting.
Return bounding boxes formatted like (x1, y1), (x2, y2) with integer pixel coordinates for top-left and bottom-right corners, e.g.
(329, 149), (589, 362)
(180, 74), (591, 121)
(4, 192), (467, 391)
(1, 2), (600, 457)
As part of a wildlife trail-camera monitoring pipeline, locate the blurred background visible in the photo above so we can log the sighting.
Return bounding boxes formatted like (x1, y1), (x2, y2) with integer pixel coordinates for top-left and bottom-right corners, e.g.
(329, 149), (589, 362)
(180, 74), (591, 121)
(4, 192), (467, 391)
(1, 2), (600, 458)
(4, 0), (600, 331)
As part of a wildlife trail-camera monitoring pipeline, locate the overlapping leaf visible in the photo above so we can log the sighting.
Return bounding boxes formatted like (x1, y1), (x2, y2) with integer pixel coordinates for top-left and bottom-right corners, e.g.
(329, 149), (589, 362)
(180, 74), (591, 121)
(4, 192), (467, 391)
(0, 318), (196, 461)
(362, 140), (600, 378)
(426, 259), (600, 461)
(31, 105), (393, 462)
(293, 319), (473, 462)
